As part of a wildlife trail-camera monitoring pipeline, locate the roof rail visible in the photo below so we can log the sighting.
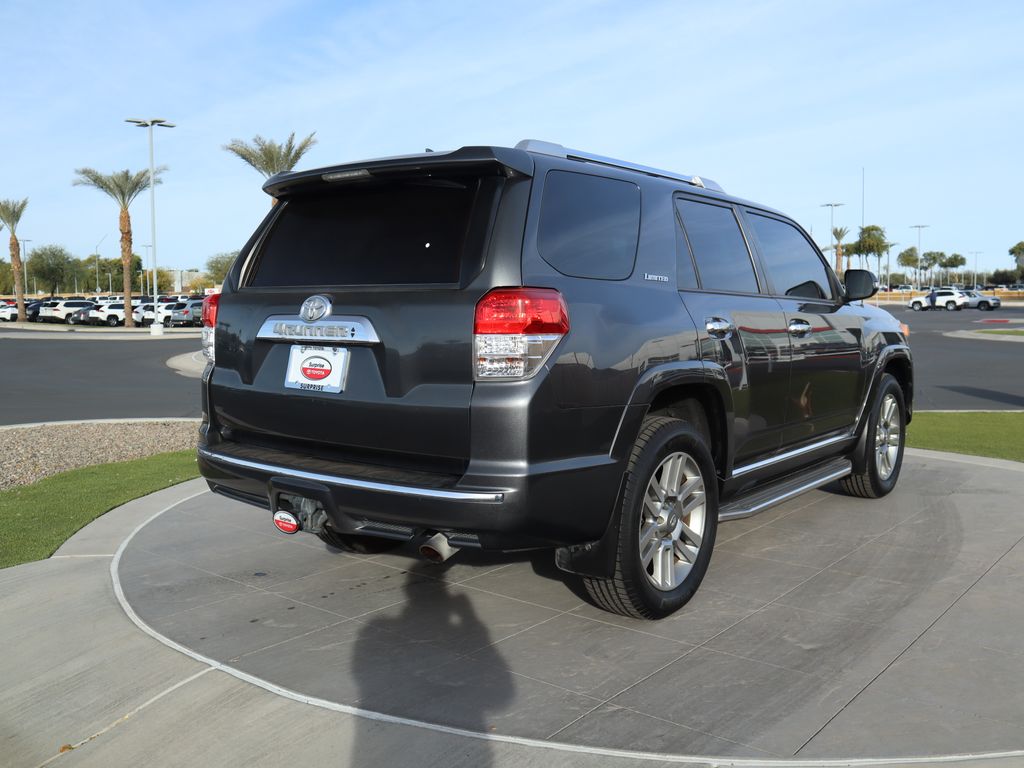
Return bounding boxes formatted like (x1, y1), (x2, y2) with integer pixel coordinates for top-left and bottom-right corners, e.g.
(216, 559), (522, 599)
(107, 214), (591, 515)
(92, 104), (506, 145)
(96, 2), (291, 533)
(514, 139), (724, 193)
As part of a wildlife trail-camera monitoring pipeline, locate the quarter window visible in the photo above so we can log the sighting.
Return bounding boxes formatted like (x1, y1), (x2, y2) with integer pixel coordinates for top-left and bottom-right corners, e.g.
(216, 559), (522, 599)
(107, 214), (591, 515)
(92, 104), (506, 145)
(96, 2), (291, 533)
(747, 213), (833, 300)
(675, 199), (759, 293)
(538, 170), (641, 280)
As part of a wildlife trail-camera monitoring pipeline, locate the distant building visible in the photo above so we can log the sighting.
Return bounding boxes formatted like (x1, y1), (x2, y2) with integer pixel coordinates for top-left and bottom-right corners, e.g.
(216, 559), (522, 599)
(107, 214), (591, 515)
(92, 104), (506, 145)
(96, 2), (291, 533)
(170, 270), (202, 292)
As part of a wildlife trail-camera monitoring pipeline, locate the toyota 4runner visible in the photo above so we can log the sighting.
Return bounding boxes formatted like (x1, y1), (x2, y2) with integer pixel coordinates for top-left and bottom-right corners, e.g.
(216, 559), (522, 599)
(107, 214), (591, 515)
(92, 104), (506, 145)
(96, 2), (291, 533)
(198, 140), (913, 619)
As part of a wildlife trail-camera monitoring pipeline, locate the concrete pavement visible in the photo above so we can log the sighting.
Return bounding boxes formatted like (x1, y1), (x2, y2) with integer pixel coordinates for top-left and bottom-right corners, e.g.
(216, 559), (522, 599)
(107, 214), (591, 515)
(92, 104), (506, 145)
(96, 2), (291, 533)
(4, 451), (1024, 767)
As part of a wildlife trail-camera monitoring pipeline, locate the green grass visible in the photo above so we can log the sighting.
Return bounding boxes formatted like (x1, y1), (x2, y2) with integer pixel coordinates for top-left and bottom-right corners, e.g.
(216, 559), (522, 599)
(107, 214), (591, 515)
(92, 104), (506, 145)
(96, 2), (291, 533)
(978, 329), (1024, 337)
(0, 450), (199, 569)
(908, 412), (1024, 463)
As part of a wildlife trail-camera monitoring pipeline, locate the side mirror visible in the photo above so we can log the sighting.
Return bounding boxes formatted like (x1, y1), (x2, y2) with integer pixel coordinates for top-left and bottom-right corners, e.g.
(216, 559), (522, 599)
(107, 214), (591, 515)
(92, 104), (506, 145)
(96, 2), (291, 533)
(844, 269), (879, 302)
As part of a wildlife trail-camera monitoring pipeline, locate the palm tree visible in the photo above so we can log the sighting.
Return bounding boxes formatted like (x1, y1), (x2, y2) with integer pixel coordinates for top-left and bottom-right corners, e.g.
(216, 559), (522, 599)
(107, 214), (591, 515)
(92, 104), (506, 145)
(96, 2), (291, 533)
(223, 132), (317, 203)
(0, 198), (29, 321)
(73, 168), (162, 327)
(831, 226), (849, 274)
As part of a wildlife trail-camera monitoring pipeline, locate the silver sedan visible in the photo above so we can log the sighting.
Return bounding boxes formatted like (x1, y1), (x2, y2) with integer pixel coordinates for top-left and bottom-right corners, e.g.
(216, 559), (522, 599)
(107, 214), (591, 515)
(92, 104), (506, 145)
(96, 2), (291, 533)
(962, 291), (1001, 311)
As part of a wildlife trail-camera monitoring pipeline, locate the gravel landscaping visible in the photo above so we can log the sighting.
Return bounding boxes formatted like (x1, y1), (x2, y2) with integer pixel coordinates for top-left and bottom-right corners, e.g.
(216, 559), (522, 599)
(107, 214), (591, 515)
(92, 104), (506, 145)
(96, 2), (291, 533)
(0, 420), (200, 490)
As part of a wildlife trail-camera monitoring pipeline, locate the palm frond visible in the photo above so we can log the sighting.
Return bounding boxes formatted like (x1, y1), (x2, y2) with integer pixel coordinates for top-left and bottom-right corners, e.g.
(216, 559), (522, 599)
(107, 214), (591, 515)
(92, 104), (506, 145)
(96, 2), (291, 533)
(223, 132), (318, 178)
(0, 198), (29, 233)
(72, 168), (164, 209)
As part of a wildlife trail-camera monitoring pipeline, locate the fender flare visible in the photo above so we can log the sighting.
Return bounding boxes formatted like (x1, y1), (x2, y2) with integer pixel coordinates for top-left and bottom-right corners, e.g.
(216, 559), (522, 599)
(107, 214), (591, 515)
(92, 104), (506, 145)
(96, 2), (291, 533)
(850, 344), (913, 474)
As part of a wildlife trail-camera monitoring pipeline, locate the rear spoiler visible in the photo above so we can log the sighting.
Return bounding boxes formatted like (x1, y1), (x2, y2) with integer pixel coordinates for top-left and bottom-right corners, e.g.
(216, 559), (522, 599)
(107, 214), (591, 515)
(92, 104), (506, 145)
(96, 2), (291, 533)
(263, 146), (534, 198)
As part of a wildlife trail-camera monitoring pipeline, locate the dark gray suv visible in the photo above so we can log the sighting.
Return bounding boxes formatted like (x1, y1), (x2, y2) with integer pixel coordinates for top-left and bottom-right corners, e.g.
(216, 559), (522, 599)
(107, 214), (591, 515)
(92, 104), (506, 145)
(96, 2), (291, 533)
(198, 140), (912, 619)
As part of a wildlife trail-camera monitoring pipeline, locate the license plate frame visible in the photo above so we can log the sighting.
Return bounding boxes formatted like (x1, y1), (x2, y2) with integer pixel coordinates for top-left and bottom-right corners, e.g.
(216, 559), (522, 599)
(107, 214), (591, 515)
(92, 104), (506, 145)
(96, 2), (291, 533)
(284, 344), (349, 394)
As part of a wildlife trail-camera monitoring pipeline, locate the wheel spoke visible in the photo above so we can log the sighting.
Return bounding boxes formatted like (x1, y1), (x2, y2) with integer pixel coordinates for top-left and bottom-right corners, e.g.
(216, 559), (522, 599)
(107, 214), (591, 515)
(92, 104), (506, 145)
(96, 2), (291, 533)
(657, 543), (675, 589)
(661, 454), (683, 495)
(648, 476), (667, 504)
(674, 538), (697, 564)
(639, 521), (659, 551)
(680, 492), (704, 517)
(679, 520), (702, 547)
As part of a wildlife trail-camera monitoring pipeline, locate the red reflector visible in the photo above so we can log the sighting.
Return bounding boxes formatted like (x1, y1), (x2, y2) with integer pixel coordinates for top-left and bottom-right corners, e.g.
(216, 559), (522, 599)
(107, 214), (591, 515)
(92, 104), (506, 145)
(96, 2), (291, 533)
(273, 511), (300, 534)
(201, 293), (220, 328)
(474, 288), (569, 335)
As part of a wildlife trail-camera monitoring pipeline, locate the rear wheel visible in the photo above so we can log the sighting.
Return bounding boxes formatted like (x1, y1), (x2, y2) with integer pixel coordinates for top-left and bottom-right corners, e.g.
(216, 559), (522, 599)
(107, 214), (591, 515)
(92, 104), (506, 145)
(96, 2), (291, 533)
(316, 525), (400, 554)
(841, 373), (905, 499)
(978, 302), (990, 310)
(945, 300), (956, 311)
(65, 314), (75, 324)
(911, 301), (922, 311)
(583, 416), (718, 619)
(106, 316), (119, 326)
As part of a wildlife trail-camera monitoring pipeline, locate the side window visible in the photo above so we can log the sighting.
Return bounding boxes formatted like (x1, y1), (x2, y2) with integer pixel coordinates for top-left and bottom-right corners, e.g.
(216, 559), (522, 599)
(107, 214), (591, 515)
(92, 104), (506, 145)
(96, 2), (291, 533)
(747, 213), (834, 300)
(673, 207), (699, 290)
(675, 199), (759, 293)
(538, 170), (641, 280)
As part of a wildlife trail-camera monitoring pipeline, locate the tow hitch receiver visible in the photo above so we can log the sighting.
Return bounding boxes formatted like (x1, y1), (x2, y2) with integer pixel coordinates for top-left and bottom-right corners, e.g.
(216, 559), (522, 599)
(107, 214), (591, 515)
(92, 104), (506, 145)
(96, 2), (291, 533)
(273, 510), (300, 534)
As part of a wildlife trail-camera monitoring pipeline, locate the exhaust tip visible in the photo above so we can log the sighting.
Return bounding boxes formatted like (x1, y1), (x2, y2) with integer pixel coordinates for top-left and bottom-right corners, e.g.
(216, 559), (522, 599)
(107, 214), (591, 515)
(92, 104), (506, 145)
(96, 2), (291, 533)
(419, 532), (459, 563)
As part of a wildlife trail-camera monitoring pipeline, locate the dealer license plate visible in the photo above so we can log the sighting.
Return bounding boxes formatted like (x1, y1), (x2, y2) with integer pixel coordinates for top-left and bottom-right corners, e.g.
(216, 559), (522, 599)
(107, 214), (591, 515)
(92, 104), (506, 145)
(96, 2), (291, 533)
(284, 345), (349, 394)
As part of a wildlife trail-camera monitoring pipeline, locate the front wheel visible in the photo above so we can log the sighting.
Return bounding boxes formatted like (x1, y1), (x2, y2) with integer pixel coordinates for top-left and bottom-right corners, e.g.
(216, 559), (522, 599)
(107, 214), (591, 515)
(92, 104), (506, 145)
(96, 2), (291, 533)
(583, 416), (718, 619)
(910, 302), (922, 311)
(978, 302), (990, 310)
(841, 373), (906, 499)
(945, 301), (957, 311)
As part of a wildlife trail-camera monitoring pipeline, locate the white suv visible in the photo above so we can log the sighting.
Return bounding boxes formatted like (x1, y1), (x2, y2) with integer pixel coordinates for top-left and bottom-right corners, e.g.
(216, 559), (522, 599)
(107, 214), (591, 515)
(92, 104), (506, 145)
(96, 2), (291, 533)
(908, 289), (968, 311)
(92, 303), (127, 326)
(47, 300), (97, 323)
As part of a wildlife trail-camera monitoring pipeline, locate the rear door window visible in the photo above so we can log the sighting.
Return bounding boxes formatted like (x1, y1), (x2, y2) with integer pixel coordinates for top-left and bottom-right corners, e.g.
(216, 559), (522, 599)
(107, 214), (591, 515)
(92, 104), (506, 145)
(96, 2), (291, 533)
(675, 199), (760, 293)
(746, 213), (834, 300)
(537, 170), (640, 280)
(248, 179), (484, 287)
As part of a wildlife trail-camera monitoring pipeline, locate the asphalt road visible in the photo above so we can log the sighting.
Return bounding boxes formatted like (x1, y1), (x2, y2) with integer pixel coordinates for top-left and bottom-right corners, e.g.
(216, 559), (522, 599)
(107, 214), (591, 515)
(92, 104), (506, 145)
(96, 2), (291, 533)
(886, 303), (1024, 410)
(0, 306), (1020, 426)
(0, 334), (202, 425)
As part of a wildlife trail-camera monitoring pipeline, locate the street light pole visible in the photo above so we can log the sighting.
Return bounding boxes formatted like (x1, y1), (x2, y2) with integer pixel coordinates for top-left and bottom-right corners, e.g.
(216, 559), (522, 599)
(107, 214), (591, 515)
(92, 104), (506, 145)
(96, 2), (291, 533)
(126, 118), (174, 333)
(94, 233), (107, 293)
(910, 225), (929, 288)
(142, 244), (152, 297)
(20, 239), (32, 295)
(968, 251), (982, 289)
(821, 203), (845, 273)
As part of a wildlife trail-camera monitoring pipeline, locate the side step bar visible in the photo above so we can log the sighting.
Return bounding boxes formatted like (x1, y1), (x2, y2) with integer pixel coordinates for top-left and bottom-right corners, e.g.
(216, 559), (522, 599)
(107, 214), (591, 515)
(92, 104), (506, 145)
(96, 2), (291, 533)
(719, 458), (852, 522)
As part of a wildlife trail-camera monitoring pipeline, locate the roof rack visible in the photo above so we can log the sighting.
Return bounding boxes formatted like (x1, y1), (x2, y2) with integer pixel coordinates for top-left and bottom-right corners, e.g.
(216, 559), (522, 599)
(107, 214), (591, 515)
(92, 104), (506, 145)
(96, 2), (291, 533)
(515, 139), (724, 193)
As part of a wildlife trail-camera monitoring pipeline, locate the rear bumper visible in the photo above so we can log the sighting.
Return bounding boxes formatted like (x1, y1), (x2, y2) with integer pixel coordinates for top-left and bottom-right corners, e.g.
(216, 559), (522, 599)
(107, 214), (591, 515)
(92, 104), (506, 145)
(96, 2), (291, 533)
(198, 443), (622, 550)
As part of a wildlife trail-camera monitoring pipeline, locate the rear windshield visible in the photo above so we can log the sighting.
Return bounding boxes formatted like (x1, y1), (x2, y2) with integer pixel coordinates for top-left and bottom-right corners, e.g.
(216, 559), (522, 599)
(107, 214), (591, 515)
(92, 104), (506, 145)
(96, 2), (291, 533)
(248, 179), (483, 287)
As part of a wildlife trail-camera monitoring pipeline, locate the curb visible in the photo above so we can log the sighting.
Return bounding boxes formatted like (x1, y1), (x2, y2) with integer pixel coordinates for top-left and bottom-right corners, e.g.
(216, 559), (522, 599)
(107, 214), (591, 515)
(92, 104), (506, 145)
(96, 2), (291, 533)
(0, 417), (201, 432)
(942, 330), (1024, 343)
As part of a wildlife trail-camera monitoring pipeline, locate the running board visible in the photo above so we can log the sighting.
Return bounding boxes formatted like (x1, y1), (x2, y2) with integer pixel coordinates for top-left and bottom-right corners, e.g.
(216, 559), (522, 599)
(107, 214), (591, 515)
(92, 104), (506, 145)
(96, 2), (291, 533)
(718, 458), (852, 522)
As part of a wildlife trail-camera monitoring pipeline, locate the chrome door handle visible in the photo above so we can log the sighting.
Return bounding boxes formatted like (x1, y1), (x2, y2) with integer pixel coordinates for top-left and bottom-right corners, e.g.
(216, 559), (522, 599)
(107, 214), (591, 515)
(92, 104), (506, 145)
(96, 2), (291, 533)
(706, 317), (735, 340)
(788, 319), (812, 337)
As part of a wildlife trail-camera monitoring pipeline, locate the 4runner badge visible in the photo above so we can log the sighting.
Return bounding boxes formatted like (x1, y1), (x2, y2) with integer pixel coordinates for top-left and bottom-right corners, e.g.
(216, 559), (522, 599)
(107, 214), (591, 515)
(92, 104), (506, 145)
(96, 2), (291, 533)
(300, 295), (332, 322)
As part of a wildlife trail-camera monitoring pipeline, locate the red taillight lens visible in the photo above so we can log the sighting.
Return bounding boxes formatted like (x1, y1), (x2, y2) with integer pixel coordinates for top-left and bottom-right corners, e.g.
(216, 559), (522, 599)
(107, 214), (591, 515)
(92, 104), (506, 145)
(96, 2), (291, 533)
(474, 288), (569, 335)
(201, 294), (220, 327)
(473, 288), (569, 380)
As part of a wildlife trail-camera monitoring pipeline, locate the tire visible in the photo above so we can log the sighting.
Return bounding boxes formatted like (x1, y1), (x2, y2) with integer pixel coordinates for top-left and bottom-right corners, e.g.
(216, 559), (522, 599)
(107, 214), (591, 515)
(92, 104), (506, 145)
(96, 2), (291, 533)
(945, 301), (956, 311)
(106, 316), (119, 326)
(65, 314), (75, 325)
(840, 373), (906, 499)
(911, 302), (922, 311)
(583, 416), (718, 619)
(978, 302), (989, 311)
(316, 525), (400, 554)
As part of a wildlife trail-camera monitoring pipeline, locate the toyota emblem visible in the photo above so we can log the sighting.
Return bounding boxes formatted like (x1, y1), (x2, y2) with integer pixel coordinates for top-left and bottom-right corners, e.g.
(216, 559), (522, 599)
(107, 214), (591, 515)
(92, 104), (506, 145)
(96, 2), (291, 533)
(299, 295), (332, 323)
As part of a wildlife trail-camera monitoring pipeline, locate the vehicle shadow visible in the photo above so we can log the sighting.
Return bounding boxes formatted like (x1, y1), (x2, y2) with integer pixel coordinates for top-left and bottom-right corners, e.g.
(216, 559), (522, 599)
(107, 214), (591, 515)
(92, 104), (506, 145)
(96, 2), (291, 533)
(936, 385), (1024, 408)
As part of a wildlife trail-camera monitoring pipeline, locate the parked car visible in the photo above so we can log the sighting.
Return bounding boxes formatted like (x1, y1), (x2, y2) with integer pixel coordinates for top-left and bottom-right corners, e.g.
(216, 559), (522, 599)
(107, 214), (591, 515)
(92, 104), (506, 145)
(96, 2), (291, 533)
(962, 291), (1001, 311)
(895, 284), (913, 292)
(67, 306), (96, 325)
(26, 300), (47, 322)
(93, 303), (127, 326)
(133, 303), (177, 325)
(908, 289), (967, 311)
(197, 140), (913, 620)
(0, 304), (17, 321)
(45, 300), (96, 324)
(168, 301), (200, 327)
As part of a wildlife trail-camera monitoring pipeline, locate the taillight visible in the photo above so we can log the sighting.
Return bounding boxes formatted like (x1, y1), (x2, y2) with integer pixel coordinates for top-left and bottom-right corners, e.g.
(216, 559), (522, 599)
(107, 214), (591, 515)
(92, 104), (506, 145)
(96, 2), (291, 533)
(474, 288), (569, 380)
(201, 294), (220, 362)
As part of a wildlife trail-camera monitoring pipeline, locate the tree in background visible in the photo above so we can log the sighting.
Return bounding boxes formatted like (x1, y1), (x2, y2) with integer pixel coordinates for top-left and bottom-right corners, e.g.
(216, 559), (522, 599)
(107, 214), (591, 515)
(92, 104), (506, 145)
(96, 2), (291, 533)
(831, 226), (849, 274)
(1009, 241), (1024, 272)
(27, 245), (75, 295)
(991, 268), (1020, 285)
(73, 168), (163, 327)
(0, 258), (12, 295)
(940, 253), (967, 285)
(920, 251), (945, 286)
(223, 132), (317, 203)
(205, 251), (239, 285)
(856, 225), (888, 276)
(0, 198), (29, 320)
(897, 247), (920, 287)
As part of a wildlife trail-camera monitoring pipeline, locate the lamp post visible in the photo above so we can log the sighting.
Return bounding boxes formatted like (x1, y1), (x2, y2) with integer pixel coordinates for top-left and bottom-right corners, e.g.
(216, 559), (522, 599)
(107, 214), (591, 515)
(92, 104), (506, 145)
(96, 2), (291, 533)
(968, 251), (982, 289)
(125, 118), (174, 333)
(106, 272), (112, 293)
(94, 234), (107, 293)
(821, 203), (845, 273)
(142, 244), (152, 297)
(20, 239), (31, 295)
(911, 225), (929, 288)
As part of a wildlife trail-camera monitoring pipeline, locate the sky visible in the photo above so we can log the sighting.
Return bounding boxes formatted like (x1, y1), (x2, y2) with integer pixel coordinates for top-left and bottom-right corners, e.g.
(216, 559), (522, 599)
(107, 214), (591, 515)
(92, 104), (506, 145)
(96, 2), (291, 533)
(2, 0), (1022, 279)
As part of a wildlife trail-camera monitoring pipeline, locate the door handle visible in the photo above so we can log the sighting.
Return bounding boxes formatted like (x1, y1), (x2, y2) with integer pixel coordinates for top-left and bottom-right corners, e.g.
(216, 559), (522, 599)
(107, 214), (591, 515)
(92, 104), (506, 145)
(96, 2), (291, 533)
(788, 319), (812, 337)
(705, 317), (735, 340)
